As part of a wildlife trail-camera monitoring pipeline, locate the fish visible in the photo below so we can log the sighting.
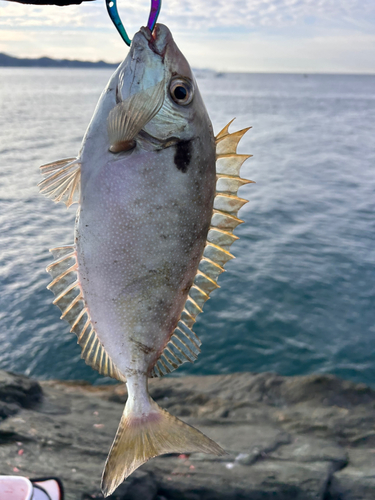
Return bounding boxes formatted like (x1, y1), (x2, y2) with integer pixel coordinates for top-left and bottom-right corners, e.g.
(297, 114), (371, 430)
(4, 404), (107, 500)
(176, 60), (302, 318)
(38, 23), (252, 497)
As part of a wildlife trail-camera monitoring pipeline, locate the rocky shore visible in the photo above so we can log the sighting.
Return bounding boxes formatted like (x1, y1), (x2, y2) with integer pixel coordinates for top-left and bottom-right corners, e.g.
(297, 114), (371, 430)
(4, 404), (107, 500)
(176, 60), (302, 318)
(0, 370), (374, 499)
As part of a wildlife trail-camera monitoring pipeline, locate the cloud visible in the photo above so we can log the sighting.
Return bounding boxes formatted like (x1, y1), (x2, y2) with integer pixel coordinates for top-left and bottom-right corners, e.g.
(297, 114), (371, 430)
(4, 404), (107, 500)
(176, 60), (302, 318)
(182, 31), (375, 74)
(162, 0), (375, 29)
(0, 0), (374, 72)
(1, 0), (374, 31)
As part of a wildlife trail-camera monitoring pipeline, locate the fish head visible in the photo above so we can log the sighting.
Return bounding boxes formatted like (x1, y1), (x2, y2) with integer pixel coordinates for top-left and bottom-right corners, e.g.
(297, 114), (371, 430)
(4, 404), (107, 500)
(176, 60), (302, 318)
(107, 23), (212, 152)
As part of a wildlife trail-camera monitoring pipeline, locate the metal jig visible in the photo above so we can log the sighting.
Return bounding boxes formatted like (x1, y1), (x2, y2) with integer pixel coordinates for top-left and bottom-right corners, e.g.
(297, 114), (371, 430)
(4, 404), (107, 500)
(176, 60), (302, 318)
(106, 0), (162, 47)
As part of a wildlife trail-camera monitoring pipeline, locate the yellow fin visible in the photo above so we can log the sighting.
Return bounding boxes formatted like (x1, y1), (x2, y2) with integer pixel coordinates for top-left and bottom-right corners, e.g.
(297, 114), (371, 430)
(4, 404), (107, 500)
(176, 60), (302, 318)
(180, 308), (196, 328)
(39, 158), (81, 208)
(214, 193), (248, 215)
(215, 127), (251, 155)
(216, 174), (254, 195)
(207, 228), (239, 251)
(199, 257), (225, 281)
(188, 284), (210, 308)
(150, 120), (253, 380)
(216, 117), (236, 139)
(149, 319), (201, 378)
(107, 81), (165, 152)
(204, 242), (234, 266)
(216, 154), (252, 176)
(211, 210), (244, 230)
(47, 245), (125, 382)
(101, 397), (225, 497)
(194, 270), (220, 293)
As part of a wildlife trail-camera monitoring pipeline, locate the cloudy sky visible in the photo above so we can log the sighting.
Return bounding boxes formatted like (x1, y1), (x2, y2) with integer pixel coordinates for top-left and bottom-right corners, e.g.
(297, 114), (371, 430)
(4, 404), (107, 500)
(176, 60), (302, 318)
(0, 0), (374, 73)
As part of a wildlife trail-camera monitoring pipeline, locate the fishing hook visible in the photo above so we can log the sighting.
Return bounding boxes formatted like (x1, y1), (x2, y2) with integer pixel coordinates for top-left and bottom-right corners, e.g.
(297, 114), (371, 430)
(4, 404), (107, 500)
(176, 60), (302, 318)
(106, 0), (162, 47)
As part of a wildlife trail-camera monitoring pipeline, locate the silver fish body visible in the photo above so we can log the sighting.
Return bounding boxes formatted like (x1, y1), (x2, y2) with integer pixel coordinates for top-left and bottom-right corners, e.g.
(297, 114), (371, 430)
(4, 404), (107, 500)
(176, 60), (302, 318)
(39, 23), (252, 498)
(77, 31), (216, 377)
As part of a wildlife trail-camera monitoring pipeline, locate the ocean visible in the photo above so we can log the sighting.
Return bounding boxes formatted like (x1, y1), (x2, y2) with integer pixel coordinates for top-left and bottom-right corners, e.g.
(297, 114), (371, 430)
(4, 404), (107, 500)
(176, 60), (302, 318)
(0, 68), (374, 385)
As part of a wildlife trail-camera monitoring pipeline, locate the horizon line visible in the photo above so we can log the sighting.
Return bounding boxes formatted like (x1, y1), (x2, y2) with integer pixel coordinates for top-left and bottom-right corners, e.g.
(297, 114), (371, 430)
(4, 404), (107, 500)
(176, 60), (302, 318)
(1, 52), (375, 77)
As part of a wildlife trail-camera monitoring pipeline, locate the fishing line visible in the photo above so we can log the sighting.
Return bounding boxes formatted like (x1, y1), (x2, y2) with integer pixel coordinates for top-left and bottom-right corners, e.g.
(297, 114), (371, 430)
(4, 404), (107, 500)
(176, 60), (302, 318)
(106, 0), (162, 47)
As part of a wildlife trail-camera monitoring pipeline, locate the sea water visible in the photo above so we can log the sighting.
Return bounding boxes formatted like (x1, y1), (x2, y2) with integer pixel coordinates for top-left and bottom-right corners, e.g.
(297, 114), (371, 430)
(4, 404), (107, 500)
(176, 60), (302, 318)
(0, 68), (374, 385)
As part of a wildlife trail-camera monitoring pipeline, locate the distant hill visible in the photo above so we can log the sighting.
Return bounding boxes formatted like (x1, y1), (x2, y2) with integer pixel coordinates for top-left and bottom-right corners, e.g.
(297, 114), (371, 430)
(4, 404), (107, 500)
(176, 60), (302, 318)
(0, 53), (119, 68)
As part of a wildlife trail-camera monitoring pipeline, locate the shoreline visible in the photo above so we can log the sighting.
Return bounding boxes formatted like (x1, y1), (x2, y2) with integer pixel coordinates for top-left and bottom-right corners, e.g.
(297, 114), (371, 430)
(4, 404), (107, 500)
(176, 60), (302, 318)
(0, 370), (374, 499)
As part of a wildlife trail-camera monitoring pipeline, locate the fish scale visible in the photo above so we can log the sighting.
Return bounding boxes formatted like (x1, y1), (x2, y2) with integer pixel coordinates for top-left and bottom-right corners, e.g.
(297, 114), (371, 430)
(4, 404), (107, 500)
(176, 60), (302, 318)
(38, 23), (252, 498)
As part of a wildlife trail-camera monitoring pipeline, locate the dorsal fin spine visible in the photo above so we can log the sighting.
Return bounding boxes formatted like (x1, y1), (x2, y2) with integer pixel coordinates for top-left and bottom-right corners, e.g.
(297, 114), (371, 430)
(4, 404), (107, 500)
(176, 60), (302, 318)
(163, 351), (178, 369)
(81, 328), (95, 356)
(52, 280), (79, 305)
(178, 322), (201, 350)
(47, 263), (78, 288)
(76, 318), (90, 340)
(174, 331), (198, 359)
(92, 342), (101, 366)
(70, 307), (86, 331)
(170, 339), (190, 361)
(46, 251), (75, 271)
(60, 292), (82, 318)
(166, 345), (184, 364)
(216, 117), (236, 139)
(159, 358), (171, 373)
(185, 297), (203, 315)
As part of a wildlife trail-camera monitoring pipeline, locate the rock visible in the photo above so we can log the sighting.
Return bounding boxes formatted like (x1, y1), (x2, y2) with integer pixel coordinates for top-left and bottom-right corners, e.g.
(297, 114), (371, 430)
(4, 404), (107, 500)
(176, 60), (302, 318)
(0, 371), (42, 413)
(149, 455), (333, 500)
(0, 371), (373, 500)
(235, 431), (291, 465)
(327, 449), (375, 500)
(269, 435), (348, 469)
(82, 470), (157, 500)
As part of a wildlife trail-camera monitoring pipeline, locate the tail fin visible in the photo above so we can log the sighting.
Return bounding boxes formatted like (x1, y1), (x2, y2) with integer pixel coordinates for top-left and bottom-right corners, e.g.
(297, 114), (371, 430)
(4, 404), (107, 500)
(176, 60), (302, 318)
(101, 398), (226, 497)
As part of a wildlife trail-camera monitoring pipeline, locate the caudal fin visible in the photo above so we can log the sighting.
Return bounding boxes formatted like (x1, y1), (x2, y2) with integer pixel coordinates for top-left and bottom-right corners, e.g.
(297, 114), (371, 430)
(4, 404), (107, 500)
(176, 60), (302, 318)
(101, 398), (225, 497)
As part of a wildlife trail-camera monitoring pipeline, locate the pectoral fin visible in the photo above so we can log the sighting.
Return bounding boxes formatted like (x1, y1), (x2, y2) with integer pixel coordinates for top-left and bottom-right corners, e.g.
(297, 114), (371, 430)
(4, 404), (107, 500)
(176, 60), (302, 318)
(107, 80), (165, 153)
(38, 158), (81, 208)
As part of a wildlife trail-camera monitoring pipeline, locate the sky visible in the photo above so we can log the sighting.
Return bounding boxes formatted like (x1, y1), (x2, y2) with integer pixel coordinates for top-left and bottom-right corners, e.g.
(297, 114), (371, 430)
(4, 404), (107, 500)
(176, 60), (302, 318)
(0, 0), (374, 73)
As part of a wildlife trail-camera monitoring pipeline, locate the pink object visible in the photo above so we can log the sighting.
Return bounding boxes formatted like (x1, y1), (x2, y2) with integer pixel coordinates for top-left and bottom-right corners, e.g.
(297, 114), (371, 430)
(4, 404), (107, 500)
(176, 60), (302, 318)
(0, 476), (32, 500)
(18, 449), (24, 456)
(32, 478), (63, 499)
(0, 476), (64, 500)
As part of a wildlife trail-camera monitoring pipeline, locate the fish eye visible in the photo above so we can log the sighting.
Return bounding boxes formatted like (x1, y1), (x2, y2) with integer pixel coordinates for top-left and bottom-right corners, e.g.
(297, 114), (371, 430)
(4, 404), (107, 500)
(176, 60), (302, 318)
(169, 78), (194, 106)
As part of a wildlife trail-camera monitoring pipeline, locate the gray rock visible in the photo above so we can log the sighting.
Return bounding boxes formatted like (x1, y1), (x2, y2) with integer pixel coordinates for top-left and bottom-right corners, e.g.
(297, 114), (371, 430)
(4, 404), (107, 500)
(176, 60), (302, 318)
(0, 371), (374, 500)
(269, 435), (348, 468)
(0, 371), (42, 415)
(327, 449), (375, 500)
(82, 470), (157, 500)
(151, 456), (332, 500)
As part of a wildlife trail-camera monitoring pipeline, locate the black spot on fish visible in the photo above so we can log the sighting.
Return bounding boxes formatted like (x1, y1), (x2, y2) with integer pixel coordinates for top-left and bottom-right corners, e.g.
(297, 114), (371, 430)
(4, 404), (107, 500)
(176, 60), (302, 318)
(174, 140), (192, 173)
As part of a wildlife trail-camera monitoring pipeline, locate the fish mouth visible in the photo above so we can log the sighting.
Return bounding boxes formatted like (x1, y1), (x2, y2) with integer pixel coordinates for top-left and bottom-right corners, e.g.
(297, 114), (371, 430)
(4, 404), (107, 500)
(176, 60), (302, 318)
(135, 24), (171, 58)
